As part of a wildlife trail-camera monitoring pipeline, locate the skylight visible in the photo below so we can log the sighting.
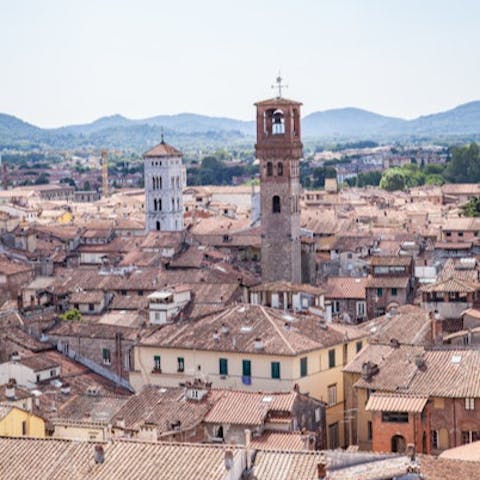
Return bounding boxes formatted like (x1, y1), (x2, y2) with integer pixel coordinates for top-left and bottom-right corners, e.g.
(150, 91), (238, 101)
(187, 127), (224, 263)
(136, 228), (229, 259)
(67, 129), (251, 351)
(451, 355), (462, 364)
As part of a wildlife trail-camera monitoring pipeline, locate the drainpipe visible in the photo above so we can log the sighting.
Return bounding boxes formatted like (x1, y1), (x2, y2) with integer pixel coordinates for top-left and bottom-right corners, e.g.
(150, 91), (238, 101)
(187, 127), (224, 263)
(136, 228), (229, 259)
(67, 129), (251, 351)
(453, 399), (457, 447)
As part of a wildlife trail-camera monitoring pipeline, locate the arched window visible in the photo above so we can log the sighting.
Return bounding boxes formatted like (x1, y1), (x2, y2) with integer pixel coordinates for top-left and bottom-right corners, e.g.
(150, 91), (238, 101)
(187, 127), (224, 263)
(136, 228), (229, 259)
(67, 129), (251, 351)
(156, 221), (161, 231)
(153, 199), (158, 211)
(277, 162), (283, 176)
(172, 198), (175, 210)
(159, 177), (162, 189)
(272, 195), (281, 213)
(152, 177), (156, 189)
(267, 162), (273, 177)
(272, 109), (285, 135)
(158, 199), (162, 211)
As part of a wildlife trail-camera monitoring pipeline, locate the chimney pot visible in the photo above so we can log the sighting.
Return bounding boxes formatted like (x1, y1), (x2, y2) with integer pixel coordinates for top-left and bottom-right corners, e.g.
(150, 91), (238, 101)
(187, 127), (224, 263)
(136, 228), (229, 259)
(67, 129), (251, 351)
(317, 462), (327, 479)
(94, 444), (105, 464)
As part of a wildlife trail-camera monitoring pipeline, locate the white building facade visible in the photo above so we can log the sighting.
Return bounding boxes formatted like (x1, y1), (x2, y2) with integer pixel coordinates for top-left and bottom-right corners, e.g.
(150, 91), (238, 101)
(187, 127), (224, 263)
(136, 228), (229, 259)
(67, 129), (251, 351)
(143, 140), (186, 232)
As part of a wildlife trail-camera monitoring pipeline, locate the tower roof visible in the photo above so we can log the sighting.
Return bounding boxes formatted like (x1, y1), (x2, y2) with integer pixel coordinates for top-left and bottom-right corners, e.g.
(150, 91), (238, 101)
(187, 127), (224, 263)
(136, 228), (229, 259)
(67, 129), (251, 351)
(143, 142), (183, 158)
(254, 97), (302, 107)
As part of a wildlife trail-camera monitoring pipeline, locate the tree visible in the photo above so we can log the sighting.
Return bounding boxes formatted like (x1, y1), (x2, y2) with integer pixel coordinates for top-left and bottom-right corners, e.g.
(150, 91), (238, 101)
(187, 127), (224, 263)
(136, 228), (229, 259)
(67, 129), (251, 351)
(445, 143), (480, 183)
(460, 197), (480, 217)
(425, 174), (445, 186)
(34, 173), (50, 185)
(59, 308), (82, 322)
(380, 168), (407, 191)
(356, 170), (382, 187)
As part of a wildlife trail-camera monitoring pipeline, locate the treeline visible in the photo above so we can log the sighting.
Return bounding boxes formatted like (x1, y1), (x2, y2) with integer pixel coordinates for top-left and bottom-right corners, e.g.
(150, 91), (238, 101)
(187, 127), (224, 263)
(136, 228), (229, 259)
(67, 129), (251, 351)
(186, 156), (258, 186)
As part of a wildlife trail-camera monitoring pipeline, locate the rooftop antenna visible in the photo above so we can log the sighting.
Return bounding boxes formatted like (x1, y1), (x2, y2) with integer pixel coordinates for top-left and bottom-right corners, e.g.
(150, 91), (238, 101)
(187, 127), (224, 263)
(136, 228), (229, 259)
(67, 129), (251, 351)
(272, 72), (287, 99)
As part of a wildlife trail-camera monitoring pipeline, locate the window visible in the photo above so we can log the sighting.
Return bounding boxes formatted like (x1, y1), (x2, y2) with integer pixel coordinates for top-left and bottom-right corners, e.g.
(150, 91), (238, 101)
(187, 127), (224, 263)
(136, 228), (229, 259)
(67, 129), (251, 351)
(382, 411), (409, 423)
(431, 430), (439, 449)
(462, 431), (480, 444)
(22, 421), (27, 436)
(102, 348), (111, 365)
(271, 361), (281, 379)
(88, 303), (94, 311)
(177, 357), (185, 373)
(458, 232), (464, 237)
(300, 357), (308, 377)
(356, 341), (363, 353)
(36, 374), (40, 383)
(156, 221), (161, 231)
(153, 355), (161, 371)
(328, 422), (339, 449)
(328, 349), (336, 368)
(158, 199), (162, 211)
(315, 407), (322, 423)
(272, 195), (281, 213)
(327, 384), (337, 406)
(219, 358), (228, 376)
(277, 162), (283, 176)
(367, 421), (373, 441)
(154, 199), (158, 211)
(465, 398), (475, 410)
(50, 369), (56, 377)
(267, 162), (273, 176)
(213, 425), (224, 440)
(242, 359), (251, 377)
(391, 288), (398, 296)
(332, 300), (340, 314)
(377, 288), (383, 297)
(446, 232), (452, 237)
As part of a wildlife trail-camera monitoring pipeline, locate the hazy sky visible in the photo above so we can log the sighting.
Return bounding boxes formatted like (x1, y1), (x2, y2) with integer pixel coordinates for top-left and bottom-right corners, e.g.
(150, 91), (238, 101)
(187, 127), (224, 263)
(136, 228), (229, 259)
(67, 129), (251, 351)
(1, 0), (480, 127)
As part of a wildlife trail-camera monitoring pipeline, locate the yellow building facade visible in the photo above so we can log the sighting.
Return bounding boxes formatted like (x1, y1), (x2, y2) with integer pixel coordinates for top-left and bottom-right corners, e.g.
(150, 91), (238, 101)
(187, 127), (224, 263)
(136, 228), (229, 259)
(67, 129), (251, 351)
(0, 406), (46, 438)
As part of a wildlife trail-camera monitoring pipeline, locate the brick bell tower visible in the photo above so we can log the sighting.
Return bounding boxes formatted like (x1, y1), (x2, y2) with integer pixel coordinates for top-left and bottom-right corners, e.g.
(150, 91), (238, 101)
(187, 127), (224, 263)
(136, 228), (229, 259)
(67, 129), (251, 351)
(255, 77), (302, 283)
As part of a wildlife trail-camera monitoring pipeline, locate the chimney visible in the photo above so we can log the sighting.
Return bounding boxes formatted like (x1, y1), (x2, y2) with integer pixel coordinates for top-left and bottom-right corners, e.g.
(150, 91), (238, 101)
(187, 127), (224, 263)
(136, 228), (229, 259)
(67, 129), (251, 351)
(317, 462), (327, 479)
(220, 322), (229, 335)
(60, 383), (71, 395)
(116, 417), (126, 429)
(94, 444), (105, 464)
(406, 443), (416, 461)
(213, 330), (220, 342)
(245, 429), (252, 469)
(414, 354), (426, 371)
(430, 310), (443, 344)
(5, 378), (16, 400)
(361, 362), (379, 381)
(224, 449), (234, 472)
(254, 337), (264, 350)
(10, 351), (20, 362)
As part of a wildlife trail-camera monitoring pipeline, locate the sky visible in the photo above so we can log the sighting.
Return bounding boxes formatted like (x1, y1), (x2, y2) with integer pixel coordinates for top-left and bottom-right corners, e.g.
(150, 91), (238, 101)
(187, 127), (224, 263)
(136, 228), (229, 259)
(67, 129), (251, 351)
(1, 0), (480, 127)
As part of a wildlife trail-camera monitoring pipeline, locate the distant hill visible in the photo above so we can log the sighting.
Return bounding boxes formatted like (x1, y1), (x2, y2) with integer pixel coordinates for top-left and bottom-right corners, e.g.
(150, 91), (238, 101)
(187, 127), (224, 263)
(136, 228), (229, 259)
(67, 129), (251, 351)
(302, 107), (404, 137)
(2, 101), (480, 150)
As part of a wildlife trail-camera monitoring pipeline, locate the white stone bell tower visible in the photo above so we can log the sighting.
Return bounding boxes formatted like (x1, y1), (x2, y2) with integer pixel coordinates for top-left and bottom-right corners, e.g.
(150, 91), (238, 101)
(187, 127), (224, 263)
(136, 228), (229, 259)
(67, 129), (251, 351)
(143, 136), (186, 232)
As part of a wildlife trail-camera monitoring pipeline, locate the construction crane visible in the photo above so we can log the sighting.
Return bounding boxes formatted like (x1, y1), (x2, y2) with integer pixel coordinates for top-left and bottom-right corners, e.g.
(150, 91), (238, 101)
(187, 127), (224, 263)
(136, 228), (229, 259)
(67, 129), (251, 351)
(101, 149), (108, 197)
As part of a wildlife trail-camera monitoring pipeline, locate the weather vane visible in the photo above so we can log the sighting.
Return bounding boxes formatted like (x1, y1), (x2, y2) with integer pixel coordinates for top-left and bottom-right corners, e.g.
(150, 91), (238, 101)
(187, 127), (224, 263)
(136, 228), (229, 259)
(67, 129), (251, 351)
(272, 73), (287, 98)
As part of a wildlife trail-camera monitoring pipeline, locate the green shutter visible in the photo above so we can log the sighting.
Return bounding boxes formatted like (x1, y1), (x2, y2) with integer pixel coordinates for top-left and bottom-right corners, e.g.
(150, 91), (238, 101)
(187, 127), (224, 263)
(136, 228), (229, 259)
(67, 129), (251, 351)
(219, 358), (228, 375)
(329, 349), (336, 368)
(300, 357), (308, 377)
(242, 359), (251, 377)
(271, 362), (280, 379)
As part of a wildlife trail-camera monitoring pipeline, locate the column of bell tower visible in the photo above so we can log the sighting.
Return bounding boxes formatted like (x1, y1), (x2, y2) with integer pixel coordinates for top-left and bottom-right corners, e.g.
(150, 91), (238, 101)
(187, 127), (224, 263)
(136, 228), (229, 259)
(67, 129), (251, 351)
(255, 94), (303, 283)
